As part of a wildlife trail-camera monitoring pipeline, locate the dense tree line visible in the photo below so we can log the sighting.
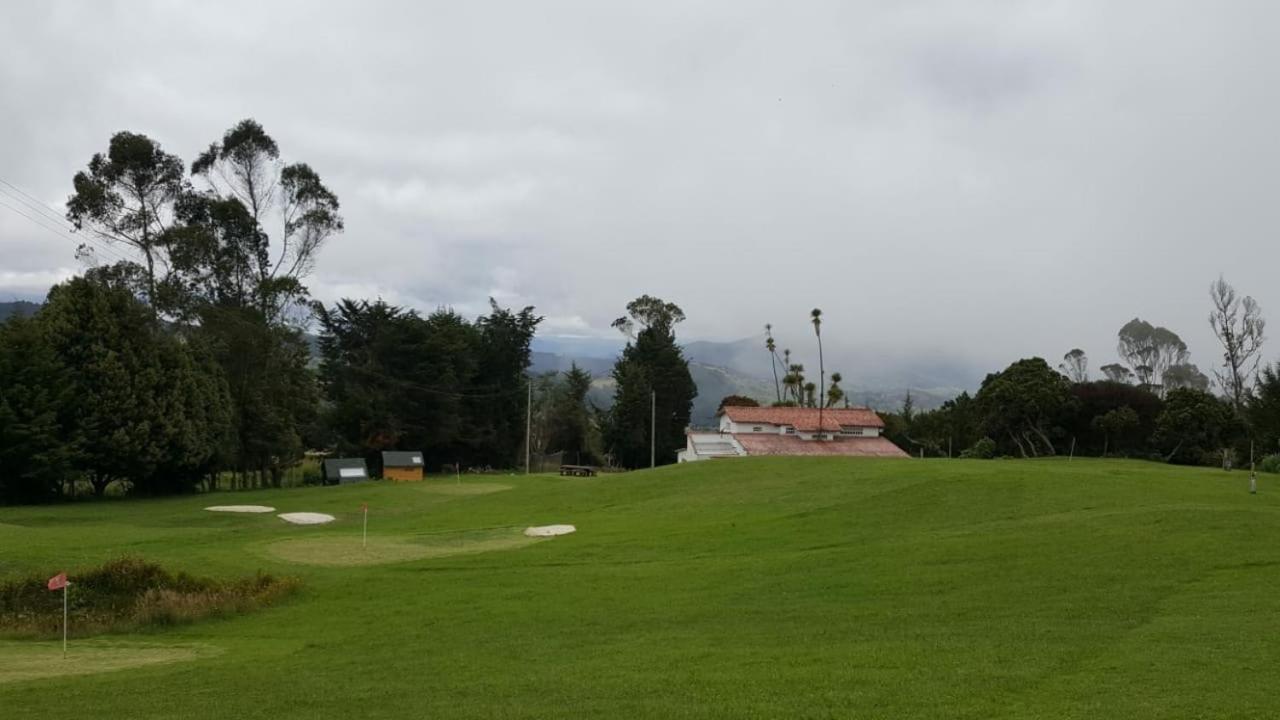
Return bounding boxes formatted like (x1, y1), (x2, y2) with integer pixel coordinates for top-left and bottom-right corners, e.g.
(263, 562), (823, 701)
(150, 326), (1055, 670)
(883, 275), (1277, 468)
(0, 276), (234, 502)
(0, 119), (332, 501)
(314, 298), (543, 471)
(883, 358), (1280, 467)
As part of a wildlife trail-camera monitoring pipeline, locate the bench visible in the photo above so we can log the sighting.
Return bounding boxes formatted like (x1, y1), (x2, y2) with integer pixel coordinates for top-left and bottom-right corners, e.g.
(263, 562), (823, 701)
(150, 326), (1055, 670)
(559, 464), (598, 477)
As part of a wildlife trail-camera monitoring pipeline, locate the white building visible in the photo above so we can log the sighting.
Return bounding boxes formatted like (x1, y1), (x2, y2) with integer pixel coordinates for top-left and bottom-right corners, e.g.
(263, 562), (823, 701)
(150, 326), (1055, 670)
(678, 406), (909, 462)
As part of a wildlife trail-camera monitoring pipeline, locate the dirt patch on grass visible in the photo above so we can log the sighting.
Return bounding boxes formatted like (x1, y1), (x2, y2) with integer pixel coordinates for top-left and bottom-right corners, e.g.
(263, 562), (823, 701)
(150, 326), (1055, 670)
(0, 641), (217, 684)
(413, 482), (512, 496)
(265, 528), (542, 566)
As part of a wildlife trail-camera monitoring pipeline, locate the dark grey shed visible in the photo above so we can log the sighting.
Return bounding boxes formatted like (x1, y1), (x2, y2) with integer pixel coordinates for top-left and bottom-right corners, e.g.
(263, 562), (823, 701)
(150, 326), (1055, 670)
(322, 458), (369, 485)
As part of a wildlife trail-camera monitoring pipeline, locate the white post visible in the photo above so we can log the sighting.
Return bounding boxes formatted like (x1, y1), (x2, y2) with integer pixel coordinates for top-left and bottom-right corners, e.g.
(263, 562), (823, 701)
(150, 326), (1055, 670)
(1069, 437), (1076, 462)
(62, 581), (68, 655)
(1251, 441), (1258, 494)
(526, 380), (533, 475)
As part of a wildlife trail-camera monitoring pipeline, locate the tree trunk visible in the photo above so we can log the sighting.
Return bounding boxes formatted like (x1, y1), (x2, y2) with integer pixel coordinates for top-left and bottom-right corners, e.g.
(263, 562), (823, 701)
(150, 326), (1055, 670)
(1030, 425), (1057, 456)
(91, 473), (111, 498)
(1021, 431), (1040, 457)
(1008, 431), (1029, 458)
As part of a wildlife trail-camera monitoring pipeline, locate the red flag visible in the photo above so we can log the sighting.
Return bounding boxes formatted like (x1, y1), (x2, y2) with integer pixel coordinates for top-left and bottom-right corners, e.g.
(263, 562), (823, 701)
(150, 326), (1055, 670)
(47, 572), (67, 591)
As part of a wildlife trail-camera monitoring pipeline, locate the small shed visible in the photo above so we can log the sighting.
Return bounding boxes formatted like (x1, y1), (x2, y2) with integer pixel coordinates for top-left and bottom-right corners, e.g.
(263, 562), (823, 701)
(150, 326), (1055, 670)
(322, 458), (369, 485)
(381, 451), (424, 482)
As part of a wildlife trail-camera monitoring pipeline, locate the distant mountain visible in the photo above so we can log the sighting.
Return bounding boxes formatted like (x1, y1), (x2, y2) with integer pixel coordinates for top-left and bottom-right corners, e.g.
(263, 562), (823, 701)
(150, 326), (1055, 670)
(528, 351), (614, 377)
(0, 301), (40, 322)
(582, 361), (775, 427)
(531, 334), (968, 425)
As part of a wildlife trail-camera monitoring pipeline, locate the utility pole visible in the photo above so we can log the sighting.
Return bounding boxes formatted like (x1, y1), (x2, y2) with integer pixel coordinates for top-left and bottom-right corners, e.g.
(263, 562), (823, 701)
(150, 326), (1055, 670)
(650, 389), (656, 469)
(525, 379), (532, 474)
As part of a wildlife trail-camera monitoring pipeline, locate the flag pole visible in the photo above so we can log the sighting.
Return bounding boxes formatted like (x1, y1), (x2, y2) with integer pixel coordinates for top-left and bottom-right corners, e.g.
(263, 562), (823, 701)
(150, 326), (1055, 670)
(62, 581), (68, 655)
(362, 505), (368, 549)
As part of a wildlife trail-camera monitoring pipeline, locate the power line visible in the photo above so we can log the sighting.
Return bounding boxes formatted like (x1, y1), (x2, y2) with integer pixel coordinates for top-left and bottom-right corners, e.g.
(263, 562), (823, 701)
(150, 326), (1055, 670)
(0, 197), (129, 266)
(0, 180), (138, 264)
(0, 178), (72, 225)
(337, 361), (533, 400)
(0, 197), (136, 267)
(0, 179), (138, 265)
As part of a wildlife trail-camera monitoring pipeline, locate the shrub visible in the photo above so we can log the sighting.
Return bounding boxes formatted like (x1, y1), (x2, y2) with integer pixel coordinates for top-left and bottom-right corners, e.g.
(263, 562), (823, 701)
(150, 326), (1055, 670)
(0, 557), (299, 638)
(960, 437), (997, 459)
(301, 465), (323, 486)
(1260, 454), (1280, 474)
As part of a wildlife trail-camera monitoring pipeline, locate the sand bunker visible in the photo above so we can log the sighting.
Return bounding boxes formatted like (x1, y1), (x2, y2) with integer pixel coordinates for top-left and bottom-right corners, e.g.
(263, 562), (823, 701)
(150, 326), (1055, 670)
(278, 512), (336, 525)
(0, 642), (216, 684)
(205, 505), (275, 513)
(525, 524), (576, 537)
(265, 528), (542, 566)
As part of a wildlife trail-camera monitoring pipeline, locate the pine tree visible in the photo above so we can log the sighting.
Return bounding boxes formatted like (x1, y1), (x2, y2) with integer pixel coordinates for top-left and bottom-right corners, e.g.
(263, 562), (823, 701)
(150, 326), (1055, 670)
(604, 296), (696, 468)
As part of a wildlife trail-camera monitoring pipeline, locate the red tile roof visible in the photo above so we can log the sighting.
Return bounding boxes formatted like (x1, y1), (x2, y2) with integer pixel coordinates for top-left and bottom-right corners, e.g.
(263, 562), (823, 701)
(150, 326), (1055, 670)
(735, 434), (909, 458)
(720, 406), (885, 432)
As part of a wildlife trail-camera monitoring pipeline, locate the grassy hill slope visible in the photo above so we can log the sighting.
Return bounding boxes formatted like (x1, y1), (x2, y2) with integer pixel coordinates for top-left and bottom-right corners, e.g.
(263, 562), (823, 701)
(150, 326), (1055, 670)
(3, 458), (1279, 718)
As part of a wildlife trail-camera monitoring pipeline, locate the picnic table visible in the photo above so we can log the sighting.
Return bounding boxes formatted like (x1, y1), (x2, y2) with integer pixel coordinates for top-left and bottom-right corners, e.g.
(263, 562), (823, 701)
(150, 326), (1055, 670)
(559, 464), (598, 477)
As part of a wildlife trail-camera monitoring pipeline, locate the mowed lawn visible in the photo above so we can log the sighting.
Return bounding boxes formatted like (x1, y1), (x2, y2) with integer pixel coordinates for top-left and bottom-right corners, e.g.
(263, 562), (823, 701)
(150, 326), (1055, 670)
(3, 458), (1280, 718)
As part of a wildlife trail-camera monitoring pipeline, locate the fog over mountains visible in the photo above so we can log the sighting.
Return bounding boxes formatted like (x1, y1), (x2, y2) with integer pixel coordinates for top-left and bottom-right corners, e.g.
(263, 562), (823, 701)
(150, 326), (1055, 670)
(531, 333), (974, 426)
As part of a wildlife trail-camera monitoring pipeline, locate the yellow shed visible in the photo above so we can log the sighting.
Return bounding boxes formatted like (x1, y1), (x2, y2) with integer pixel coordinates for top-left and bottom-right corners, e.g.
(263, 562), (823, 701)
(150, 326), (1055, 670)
(381, 451), (424, 481)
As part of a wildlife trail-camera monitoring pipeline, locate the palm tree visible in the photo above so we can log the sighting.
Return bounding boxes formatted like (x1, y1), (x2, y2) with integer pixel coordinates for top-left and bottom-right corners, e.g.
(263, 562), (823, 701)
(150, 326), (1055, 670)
(811, 308), (825, 437)
(826, 371), (844, 408)
(765, 324), (781, 404)
(789, 363), (806, 404)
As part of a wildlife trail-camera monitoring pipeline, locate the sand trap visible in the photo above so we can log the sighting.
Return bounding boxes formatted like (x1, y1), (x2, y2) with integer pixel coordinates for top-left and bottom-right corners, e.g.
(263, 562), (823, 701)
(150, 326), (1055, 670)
(0, 642), (217, 684)
(266, 528), (542, 566)
(278, 512), (336, 525)
(524, 524), (576, 537)
(205, 505), (275, 513)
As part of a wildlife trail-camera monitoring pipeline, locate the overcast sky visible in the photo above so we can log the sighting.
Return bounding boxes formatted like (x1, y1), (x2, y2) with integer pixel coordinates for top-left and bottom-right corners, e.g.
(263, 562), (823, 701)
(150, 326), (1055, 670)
(2, 1), (1277, 385)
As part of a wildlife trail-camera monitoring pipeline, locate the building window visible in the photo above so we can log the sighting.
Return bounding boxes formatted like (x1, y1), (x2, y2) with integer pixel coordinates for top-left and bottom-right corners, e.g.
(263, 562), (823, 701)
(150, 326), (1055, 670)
(752, 426), (763, 433)
(784, 426), (795, 435)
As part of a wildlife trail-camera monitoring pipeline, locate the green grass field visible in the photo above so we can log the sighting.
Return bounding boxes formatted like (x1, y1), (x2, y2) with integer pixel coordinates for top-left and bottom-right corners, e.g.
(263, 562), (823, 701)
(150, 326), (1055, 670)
(3, 458), (1279, 718)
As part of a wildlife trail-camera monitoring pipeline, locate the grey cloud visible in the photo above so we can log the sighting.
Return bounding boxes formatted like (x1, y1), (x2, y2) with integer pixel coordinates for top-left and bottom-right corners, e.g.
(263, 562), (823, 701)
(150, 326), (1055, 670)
(1, 0), (1277, 389)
